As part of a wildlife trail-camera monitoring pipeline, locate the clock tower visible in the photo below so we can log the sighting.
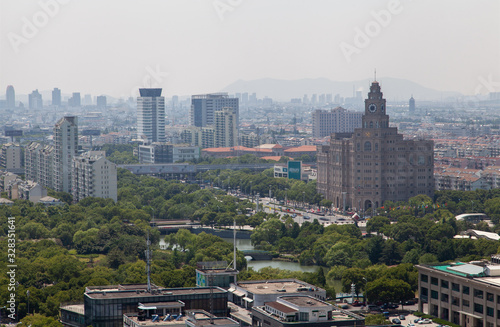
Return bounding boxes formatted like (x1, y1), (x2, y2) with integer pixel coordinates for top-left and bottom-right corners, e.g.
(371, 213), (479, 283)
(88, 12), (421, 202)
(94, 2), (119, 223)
(362, 81), (389, 130)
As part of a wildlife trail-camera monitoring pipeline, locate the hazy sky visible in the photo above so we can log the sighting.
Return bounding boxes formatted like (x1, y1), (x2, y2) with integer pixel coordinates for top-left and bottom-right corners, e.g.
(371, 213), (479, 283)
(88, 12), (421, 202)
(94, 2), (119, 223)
(1, 0), (499, 98)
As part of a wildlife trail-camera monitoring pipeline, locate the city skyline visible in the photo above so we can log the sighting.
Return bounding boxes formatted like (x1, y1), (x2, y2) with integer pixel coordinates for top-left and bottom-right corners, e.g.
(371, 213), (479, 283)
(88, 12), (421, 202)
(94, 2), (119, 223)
(1, 0), (499, 98)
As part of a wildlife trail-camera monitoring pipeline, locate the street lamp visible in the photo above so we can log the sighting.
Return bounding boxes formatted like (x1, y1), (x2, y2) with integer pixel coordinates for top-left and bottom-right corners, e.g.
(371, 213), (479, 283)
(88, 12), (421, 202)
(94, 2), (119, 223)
(342, 192), (347, 215)
(302, 191), (305, 209)
(27, 289), (30, 316)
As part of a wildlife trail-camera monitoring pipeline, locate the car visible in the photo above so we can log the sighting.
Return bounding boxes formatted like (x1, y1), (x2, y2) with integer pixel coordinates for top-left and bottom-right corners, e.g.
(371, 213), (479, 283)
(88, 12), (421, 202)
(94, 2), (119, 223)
(399, 315), (406, 320)
(303, 215), (310, 219)
(414, 318), (421, 323)
(367, 304), (381, 312)
(392, 318), (401, 324)
(406, 324), (415, 327)
(418, 319), (432, 324)
(352, 300), (365, 306)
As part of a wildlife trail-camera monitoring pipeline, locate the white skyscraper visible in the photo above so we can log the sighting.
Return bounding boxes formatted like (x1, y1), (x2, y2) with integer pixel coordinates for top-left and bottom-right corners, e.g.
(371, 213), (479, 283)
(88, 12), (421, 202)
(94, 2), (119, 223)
(137, 88), (166, 143)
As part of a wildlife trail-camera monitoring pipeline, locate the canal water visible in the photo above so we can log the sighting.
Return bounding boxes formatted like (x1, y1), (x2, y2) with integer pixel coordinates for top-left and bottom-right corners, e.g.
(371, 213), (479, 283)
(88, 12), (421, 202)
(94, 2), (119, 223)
(160, 236), (343, 291)
(221, 237), (320, 273)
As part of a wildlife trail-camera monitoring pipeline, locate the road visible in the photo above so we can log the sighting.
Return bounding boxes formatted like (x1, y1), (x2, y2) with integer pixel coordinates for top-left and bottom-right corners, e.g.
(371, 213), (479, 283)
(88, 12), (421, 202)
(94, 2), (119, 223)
(256, 196), (357, 227)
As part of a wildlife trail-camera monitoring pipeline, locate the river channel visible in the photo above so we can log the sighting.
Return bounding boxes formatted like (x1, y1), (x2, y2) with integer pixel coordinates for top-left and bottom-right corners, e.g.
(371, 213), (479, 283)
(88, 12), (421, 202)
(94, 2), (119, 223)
(159, 236), (319, 272)
(159, 236), (342, 291)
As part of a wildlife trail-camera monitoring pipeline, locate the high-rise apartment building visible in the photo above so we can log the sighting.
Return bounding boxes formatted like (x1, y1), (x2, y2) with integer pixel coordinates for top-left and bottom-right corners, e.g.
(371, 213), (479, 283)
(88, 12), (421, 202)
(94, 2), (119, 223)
(72, 151), (117, 202)
(190, 93), (238, 128)
(53, 116), (78, 193)
(137, 88), (166, 143)
(0, 143), (22, 170)
(312, 107), (363, 138)
(52, 88), (61, 106)
(25, 143), (54, 191)
(214, 108), (238, 147)
(29, 89), (43, 109)
(317, 81), (434, 211)
(6, 85), (15, 109)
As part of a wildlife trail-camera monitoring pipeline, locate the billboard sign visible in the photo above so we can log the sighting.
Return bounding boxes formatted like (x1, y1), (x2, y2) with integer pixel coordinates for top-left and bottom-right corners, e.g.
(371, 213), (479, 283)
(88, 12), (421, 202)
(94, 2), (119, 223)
(5, 130), (22, 137)
(287, 161), (302, 180)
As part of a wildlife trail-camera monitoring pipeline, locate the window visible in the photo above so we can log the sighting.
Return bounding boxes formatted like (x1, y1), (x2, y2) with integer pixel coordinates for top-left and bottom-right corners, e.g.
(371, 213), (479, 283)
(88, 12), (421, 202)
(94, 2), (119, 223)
(364, 141), (372, 151)
(463, 286), (469, 295)
(451, 283), (460, 292)
(463, 299), (469, 307)
(431, 277), (438, 286)
(474, 303), (483, 314)
(487, 292), (493, 302)
(451, 297), (460, 306)
(487, 307), (494, 317)
(431, 290), (438, 300)
(441, 293), (449, 303)
(441, 280), (448, 289)
(474, 289), (483, 299)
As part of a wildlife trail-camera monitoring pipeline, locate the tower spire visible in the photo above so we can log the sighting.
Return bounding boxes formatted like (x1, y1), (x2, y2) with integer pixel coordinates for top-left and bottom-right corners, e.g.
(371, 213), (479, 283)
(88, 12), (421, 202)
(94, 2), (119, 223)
(374, 69), (377, 82)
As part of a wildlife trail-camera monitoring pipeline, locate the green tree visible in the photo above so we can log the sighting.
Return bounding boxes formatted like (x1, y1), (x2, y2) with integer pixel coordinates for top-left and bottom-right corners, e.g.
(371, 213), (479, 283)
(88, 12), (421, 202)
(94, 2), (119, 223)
(18, 313), (63, 327)
(364, 314), (390, 326)
(366, 216), (390, 234)
(365, 278), (414, 304)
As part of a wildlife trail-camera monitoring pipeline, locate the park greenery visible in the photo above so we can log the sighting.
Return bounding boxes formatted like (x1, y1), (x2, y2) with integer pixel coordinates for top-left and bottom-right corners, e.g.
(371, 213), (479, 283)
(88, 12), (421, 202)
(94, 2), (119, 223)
(3, 158), (500, 325)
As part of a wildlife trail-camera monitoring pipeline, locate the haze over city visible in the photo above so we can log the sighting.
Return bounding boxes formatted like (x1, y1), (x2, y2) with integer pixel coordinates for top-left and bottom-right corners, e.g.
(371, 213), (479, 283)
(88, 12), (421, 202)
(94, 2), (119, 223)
(1, 0), (499, 98)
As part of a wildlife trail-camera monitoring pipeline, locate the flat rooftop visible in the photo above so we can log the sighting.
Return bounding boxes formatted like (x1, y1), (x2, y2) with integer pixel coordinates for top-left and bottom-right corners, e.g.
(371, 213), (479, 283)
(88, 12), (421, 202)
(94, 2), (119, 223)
(124, 314), (185, 326)
(425, 263), (486, 278)
(60, 304), (84, 315)
(281, 296), (330, 307)
(86, 286), (226, 300)
(235, 280), (320, 295)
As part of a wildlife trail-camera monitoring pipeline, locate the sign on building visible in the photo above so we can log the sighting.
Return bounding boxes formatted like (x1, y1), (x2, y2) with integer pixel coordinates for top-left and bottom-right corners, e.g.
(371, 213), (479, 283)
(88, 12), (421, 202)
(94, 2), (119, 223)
(287, 161), (302, 180)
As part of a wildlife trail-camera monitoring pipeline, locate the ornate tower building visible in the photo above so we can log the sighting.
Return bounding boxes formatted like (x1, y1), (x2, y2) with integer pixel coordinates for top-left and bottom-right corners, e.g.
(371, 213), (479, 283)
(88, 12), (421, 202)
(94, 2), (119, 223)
(317, 81), (434, 212)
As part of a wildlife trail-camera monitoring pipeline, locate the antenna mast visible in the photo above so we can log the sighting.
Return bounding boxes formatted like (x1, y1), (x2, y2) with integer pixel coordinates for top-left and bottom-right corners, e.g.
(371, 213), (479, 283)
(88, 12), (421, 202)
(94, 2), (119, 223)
(146, 231), (152, 293)
(233, 218), (237, 285)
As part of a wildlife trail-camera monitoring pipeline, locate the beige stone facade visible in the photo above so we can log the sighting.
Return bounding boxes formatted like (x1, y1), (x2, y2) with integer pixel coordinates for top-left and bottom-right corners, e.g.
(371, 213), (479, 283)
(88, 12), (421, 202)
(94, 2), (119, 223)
(317, 81), (434, 211)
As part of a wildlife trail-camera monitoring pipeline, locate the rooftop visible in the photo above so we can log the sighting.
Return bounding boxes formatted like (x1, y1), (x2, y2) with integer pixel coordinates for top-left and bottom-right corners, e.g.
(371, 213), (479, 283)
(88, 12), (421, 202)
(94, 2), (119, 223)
(60, 304), (84, 315)
(85, 284), (226, 300)
(280, 296), (329, 307)
(266, 302), (297, 314)
(234, 279), (320, 295)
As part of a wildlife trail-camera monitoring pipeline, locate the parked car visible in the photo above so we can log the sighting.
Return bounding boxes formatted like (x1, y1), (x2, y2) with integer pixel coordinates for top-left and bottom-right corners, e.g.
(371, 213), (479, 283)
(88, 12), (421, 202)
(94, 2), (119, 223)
(418, 319), (432, 324)
(352, 300), (365, 306)
(367, 304), (381, 311)
(399, 314), (406, 320)
(392, 318), (401, 324)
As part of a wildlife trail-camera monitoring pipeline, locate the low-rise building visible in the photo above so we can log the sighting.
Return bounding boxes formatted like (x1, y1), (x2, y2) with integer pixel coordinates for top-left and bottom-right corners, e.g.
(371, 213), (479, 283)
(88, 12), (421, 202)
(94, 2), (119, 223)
(251, 295), (364, 327)
(60, 284), (229, 327)
(228, 279), (326, 310)
(417, 261), (500, 327)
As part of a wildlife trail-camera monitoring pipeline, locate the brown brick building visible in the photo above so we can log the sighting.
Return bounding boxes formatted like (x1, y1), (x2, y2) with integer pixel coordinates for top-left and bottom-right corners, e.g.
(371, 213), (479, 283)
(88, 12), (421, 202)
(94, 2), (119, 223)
(317, 81), (434, 212)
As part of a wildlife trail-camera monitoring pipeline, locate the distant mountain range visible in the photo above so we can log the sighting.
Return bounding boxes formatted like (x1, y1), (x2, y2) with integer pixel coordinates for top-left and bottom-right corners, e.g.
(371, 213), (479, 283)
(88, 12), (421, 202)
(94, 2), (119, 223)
(222, 77), (462, 102)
